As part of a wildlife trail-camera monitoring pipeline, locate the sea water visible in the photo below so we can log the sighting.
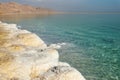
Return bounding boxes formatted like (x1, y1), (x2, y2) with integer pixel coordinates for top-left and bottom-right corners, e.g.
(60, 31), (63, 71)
(0, 14), (120, 80)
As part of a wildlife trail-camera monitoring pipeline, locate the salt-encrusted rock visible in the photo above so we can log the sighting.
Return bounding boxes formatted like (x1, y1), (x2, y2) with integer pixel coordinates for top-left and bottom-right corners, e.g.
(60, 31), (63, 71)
(7, 45), (25, 52)
(58, 62), (70, 67)
(0, 51), (58, 79)
(1, 48), (59, 80)
(0, 21), (86, 80)
(17, 33), (47, 48)
(0, 23), (18, 31)
(34, 62), (85, 80)
(39, 66), (85, 80)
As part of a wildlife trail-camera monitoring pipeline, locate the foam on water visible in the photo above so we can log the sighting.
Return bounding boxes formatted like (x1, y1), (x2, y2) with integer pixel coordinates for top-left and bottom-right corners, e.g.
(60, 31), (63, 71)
(49, 42), (66, 49)
(48, 42), (76, 50)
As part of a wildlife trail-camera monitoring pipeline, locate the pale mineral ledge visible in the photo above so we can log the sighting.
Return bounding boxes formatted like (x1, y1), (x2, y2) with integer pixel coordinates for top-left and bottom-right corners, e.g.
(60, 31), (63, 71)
(0, 21), (86, 80)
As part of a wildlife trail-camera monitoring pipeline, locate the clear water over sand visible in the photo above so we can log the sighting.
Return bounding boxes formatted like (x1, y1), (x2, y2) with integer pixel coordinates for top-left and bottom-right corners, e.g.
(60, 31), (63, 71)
(1, 14), (120, 80)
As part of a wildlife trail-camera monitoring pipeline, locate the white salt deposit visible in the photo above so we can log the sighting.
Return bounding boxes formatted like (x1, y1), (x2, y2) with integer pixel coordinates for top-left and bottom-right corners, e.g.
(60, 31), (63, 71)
(0, 21), (86, 80)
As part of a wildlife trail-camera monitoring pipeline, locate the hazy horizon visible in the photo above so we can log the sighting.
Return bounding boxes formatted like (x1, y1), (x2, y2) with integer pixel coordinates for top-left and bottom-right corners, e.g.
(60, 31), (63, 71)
(0, 0), (120, 12)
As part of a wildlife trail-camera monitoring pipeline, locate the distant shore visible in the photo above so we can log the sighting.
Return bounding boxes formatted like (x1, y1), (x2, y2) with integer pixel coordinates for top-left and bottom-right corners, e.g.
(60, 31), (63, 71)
(0, 2), (59, 15)
(0, 2), (120, 16)
(0, 12), (120, 16)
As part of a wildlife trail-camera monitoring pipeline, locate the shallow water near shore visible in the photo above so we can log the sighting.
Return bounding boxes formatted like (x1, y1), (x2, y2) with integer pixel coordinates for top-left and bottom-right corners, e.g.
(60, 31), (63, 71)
(0, 14), (120, 80)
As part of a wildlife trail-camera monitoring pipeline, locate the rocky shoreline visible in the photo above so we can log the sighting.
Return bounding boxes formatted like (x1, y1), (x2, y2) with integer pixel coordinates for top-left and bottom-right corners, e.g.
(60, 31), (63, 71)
(0, 21), (86, 80)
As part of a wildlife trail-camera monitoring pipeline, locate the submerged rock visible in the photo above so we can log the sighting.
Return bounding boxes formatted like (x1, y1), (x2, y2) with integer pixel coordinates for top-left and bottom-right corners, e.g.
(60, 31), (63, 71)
(0, 21), (86, 80)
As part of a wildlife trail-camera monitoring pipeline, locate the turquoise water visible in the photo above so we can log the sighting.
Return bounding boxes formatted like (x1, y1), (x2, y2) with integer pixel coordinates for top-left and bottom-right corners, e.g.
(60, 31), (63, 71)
(0, 14), (120, 80)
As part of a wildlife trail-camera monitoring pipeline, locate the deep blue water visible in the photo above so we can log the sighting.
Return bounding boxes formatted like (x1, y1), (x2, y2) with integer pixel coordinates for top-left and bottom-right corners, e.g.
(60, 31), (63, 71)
(0, 14), (120, 80)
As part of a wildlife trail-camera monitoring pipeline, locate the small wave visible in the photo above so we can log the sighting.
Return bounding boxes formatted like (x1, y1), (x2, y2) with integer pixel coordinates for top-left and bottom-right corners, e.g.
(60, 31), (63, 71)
(49, 42), (66, 49)
(17, 25), (22, 29)
(49, 42), (76, 49)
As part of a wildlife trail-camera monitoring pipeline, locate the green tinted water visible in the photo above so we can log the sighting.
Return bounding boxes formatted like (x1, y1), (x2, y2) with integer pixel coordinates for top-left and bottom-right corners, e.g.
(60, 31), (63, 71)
(1, 14), (120, 80)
